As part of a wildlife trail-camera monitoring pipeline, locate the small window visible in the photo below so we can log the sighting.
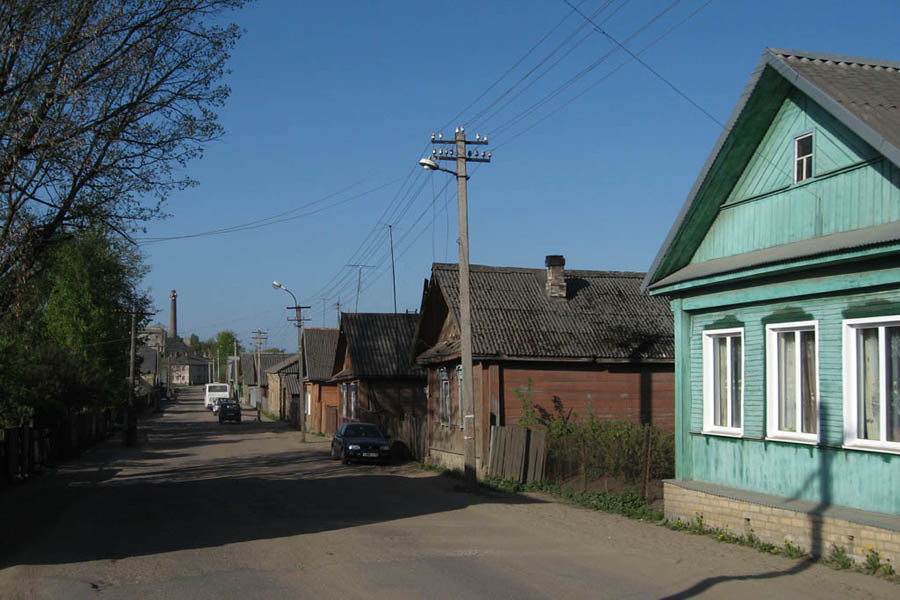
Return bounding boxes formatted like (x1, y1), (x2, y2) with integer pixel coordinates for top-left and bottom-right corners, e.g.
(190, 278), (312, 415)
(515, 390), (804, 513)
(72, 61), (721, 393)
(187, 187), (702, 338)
(702, 328), (744, 435)
(766, 322), (819, 443)
(350, 383), (358, 421)
(305, 390), (311, 415)
(794, 133), (813, 182)
(843, 316), (900, 453)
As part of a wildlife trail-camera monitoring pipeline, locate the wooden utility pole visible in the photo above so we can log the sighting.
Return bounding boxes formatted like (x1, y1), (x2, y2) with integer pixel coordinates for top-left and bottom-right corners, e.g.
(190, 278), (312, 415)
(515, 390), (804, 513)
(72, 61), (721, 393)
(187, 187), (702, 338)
(233, 339), (239, 401)
(287, 302), (310, 442)
(427, 126), (491, 485)
(389, 225), (397, 313)
(127, 312), (137, 447)
(251, 329), (267, 422)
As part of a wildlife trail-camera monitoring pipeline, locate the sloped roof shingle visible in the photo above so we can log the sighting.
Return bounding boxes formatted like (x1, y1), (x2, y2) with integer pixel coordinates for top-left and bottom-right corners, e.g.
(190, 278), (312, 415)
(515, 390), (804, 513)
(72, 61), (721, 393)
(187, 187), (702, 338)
(421, 263), (673, 362)
(338, 313), (425, 380)
(302, 328), (339, 381)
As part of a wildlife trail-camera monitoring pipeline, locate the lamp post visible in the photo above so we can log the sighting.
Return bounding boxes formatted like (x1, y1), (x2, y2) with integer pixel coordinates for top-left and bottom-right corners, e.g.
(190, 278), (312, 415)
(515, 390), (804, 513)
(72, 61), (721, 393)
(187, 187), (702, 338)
(420, 126), (491, 485)
(272, 281), (310, 442)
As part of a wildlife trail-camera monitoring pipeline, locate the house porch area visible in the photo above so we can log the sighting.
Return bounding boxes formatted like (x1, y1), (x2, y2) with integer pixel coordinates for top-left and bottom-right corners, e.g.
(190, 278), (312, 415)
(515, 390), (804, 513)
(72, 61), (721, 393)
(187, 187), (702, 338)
(665, 479), (900, 566)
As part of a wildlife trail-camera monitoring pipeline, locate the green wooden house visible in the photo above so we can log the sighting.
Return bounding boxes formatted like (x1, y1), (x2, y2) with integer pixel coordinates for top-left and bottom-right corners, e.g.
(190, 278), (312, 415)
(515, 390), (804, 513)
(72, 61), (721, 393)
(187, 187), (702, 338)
(644, 48), (900, 562)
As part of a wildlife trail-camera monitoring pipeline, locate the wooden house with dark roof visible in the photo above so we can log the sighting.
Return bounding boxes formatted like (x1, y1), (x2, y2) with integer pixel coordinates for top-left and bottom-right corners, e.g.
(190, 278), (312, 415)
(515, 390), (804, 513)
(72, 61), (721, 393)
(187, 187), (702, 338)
(264, 354), (299, 421)
(301, 327), (340, 434)
(412, 256), (675, 475)
(644, 48), (900, 563)
(331, 313), (426, 426)
(239, 351), (291, 408)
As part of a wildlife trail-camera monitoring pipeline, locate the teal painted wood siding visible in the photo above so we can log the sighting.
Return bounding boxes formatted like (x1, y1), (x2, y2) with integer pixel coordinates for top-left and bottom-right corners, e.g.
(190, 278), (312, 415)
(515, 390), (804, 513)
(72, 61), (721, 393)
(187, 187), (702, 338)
(682, 285), (900, 514)
(689, 92), (900, 265)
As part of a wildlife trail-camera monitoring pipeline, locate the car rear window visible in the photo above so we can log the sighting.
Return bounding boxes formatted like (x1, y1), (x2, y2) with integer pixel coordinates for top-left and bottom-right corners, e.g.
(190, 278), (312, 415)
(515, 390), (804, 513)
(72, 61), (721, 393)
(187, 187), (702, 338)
(208, 385), (228, 393)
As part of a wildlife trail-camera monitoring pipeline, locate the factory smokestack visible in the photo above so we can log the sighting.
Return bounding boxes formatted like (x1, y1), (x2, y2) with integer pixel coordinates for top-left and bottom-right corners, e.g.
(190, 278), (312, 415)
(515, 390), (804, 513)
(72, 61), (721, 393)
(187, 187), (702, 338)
(170, 290), (177, 338)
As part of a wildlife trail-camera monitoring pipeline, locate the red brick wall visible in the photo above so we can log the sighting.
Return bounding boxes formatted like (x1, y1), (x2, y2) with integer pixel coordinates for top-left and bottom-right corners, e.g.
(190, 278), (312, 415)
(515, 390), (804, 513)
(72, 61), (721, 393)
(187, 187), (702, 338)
(501, 363), (674, 429)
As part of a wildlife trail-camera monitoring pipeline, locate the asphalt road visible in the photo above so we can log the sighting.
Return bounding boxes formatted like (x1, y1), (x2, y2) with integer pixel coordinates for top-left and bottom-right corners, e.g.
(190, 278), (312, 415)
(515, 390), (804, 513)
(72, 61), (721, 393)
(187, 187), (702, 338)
(0, 387), (896, 599)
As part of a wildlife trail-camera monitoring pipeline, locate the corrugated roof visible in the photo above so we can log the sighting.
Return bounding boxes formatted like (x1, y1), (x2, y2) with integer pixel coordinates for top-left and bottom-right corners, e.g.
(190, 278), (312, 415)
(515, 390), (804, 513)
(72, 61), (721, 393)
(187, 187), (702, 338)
(283, 374), (302, 396)
(302, 327), (339, 381)
(338, 313), (425, 380)
(775, 50), (900, 159)
(239, 352), (292, 386)
(653, 221), (900, 289)
(420, 263), (673, 362)
(266, 353), (299, 375)
(644, 48), (900, 291)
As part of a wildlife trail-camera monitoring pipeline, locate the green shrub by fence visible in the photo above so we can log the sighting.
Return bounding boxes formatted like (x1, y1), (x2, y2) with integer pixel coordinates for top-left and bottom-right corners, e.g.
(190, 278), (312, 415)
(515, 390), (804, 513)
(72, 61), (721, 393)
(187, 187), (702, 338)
(517, 381), (674, 499)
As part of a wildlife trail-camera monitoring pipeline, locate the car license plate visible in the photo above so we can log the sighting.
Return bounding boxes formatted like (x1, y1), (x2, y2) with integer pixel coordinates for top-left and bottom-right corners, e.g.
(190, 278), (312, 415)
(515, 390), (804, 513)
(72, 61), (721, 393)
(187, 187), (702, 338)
(362, 452), (378, 458)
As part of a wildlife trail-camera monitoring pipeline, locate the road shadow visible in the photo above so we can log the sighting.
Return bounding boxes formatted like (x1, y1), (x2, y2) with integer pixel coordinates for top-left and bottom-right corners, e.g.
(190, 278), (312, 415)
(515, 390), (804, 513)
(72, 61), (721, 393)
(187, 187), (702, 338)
(0, 397), (541, 569)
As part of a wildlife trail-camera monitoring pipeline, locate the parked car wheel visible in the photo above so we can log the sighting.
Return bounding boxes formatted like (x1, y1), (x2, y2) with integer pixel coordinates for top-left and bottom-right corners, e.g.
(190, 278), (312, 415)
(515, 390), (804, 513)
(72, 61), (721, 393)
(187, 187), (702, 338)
(330, 443), (339, 460)
(341, 447), (350, 465)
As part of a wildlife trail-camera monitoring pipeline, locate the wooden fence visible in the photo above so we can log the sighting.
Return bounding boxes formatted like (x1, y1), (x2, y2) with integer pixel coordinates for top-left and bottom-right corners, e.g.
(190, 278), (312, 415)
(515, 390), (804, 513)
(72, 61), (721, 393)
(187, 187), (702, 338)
(1, 411), (113, 486)
(376, 414), (426, 462)
(487, 425), (547, 484)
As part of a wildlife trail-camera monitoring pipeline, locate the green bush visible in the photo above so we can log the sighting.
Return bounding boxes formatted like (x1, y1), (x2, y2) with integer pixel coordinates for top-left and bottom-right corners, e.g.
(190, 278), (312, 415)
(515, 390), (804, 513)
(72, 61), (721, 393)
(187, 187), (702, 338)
(516, 380), (675, 486)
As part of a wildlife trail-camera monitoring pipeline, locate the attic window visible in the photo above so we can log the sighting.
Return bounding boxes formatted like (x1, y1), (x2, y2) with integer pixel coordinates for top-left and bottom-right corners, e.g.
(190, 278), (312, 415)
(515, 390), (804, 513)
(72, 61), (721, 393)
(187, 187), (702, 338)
(794, 133), (813, 182)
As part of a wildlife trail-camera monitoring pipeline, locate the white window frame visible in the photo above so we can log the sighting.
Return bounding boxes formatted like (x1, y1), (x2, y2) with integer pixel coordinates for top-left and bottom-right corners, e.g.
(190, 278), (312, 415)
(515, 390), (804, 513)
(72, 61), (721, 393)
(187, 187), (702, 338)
(305, 389), (311, 416)
(794, 132), (814, 183)
(766, 321), (819, 444)
(456, 365), (464, 430)
(842, 315), (900, 454)
(438, 367), (450, 426)
(350, 383), (358, 421)
(702, 327), (744, 437)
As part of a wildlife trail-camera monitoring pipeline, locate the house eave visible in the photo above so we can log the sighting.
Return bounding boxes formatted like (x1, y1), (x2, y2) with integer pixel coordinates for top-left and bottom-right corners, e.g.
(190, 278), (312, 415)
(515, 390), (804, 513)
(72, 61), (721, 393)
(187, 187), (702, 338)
(649, 225), (900, 295)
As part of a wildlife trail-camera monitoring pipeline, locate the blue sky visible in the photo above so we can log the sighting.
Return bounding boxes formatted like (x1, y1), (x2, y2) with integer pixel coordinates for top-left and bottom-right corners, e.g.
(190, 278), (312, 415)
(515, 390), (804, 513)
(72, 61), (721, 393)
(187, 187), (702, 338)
(137, 0), (900, 351)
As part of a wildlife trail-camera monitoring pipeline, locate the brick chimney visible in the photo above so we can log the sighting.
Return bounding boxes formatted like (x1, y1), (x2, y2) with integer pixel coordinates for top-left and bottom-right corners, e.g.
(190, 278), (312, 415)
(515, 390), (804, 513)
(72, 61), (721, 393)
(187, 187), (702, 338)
(545, 255), (567, 299)
(169, 289), (178, 338)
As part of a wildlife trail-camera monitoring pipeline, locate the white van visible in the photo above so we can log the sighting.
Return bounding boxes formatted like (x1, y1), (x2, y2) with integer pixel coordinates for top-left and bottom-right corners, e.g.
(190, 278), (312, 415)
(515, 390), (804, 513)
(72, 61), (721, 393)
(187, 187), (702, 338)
(204, 383), (230, 410)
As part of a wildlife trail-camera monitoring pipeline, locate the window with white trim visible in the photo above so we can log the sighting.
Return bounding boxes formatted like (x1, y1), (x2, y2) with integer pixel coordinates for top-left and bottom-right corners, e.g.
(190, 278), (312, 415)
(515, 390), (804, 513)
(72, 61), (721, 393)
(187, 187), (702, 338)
(456, 365), (464, 430)
(843, 316), (900, 453)
(350, 383), (358, 421)
(438, 367), (450, 425)
(702, 328), (744, 435)
(766, 322), (818, 443)
(794, 133), (813, 183)
(305, 389), (311, 415)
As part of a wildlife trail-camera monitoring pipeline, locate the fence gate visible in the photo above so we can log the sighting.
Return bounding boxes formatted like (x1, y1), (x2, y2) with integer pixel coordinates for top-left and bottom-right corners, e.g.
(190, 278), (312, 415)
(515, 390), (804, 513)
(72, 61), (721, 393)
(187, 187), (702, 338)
(488, 425), (547, 484)
(325, 407), (338, 434)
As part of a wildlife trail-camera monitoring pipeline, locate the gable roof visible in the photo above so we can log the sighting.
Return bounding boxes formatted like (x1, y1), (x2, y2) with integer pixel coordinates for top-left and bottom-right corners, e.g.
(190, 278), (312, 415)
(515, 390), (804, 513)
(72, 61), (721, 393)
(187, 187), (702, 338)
(417, 263), (673, 363)
(644, 48), (900, 291)
(302, 327), (339, 382)
(239, 352), (292, 386)
(283, 374), (302, 396)
(335, 313), (425, 380)
(265, 353), (299, 375)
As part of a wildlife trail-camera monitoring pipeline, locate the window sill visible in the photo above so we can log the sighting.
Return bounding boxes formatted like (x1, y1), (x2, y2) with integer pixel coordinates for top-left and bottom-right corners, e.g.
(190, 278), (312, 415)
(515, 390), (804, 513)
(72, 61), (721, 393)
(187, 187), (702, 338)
(765, 434), (818, 446)
(701, 429), (744, 439)
(842, 441), (900, 456)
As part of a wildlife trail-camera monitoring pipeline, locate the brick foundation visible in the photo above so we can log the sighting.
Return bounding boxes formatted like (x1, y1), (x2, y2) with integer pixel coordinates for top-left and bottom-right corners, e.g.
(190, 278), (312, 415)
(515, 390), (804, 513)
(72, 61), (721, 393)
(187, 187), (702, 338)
(664, 480), (900, 566)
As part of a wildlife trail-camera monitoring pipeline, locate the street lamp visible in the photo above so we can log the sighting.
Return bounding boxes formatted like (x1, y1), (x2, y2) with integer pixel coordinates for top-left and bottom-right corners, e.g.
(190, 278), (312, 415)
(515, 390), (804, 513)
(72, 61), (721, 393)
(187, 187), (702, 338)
(272, 280), (308, 442)
(419, 126), (491, 486)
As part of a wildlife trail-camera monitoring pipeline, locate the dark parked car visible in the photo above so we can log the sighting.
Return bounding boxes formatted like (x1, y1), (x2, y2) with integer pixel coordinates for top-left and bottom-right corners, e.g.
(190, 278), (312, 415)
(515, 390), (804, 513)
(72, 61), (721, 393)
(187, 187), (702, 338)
(331, 423), (391, 464)
(218, 401), (242, 424)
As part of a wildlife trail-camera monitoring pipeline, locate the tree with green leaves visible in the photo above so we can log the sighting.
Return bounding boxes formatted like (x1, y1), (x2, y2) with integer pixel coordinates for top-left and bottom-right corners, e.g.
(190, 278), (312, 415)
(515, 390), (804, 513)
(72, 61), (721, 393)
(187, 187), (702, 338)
(0, 228), (150, 426)
(0, 0), (249, 318)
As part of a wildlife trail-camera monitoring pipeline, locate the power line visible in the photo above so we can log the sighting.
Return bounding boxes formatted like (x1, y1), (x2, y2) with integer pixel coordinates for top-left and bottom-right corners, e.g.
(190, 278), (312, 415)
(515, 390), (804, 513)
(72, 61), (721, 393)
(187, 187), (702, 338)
(495, 0), (715, 151)
(562, 0), (721, 126)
